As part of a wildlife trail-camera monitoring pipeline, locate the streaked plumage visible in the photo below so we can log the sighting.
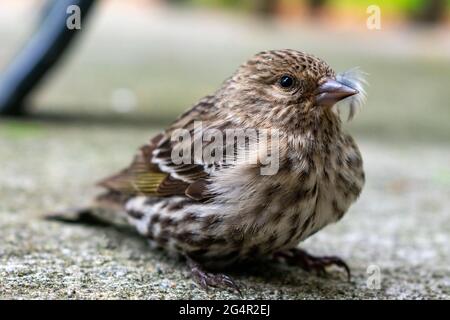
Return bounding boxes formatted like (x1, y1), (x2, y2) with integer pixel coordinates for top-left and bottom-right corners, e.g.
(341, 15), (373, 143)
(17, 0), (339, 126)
(68, 50), (367, 292)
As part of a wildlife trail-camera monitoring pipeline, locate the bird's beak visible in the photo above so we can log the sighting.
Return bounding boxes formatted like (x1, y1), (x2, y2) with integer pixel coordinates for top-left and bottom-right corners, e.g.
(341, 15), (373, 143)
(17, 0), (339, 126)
(314, 78), (358, 107)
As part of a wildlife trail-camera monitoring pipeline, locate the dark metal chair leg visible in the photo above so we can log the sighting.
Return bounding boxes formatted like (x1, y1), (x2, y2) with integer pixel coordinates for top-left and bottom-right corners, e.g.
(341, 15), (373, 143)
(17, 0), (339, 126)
(0, 0), (97, 116)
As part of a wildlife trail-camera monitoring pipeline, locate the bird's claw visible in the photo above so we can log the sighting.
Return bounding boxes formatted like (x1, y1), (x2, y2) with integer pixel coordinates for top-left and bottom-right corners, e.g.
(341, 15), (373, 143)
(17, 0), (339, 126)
(189, 260), (242, 296)
(275, 248), (351, 281)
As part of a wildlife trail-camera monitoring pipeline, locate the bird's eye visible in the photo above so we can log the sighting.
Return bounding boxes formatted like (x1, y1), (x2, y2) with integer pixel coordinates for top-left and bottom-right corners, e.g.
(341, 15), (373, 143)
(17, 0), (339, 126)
(279, 75), (294, 88)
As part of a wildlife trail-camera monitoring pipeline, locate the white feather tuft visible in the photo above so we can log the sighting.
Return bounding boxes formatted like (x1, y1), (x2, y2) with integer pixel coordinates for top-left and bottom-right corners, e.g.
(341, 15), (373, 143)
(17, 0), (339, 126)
(335, 68), (368, 121)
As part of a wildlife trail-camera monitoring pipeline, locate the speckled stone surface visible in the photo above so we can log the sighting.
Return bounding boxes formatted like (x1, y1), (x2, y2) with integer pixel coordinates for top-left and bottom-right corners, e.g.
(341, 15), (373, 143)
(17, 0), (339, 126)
(0, 124), (448, 299)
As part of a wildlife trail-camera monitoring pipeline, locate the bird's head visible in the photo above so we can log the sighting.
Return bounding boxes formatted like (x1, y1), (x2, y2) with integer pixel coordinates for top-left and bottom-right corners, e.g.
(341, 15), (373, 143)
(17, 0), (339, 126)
(218, 49), (366, 130)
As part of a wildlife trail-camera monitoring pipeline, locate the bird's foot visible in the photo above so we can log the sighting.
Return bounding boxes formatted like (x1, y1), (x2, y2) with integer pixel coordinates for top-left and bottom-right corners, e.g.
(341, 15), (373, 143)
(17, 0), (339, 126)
(188, 260), (242, 296)
(274, 248), (351, 281)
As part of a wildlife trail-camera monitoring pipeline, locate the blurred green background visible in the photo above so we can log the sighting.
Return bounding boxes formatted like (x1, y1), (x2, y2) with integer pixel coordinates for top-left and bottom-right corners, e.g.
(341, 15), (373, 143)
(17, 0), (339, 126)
(0, 0), (449, 142)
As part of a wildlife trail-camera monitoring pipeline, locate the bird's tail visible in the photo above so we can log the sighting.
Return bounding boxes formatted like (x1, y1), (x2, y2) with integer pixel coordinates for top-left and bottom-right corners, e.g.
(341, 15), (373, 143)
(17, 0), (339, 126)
(45, 191), (131, 229)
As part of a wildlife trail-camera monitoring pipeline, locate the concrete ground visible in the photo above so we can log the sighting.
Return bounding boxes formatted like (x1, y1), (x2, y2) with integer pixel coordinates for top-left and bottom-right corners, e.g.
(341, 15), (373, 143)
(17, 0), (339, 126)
(0, 127), (449, 299)
(0, 2), (449, 299)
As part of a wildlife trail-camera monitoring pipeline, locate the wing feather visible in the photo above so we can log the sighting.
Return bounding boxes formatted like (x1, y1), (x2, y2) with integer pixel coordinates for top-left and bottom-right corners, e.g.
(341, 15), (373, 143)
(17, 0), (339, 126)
(98, 96), (218, 201)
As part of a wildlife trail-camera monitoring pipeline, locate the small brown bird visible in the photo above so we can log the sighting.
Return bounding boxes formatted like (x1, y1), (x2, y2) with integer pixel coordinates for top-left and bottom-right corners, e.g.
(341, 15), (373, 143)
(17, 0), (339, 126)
(54, 49), (366, 293)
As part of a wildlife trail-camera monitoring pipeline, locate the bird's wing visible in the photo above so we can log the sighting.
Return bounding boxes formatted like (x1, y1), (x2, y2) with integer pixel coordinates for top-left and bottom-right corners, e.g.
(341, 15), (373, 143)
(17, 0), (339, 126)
(97, 96), (219, 201)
